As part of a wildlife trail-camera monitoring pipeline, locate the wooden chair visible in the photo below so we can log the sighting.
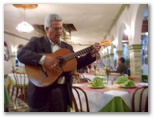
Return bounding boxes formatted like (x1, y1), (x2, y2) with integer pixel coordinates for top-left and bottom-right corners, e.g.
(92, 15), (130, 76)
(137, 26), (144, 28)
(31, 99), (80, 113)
(132, 86), (148, 112)
(11, 72), (28, 104)
(72, 86), (90, 112)
(72, 72), (91, 83)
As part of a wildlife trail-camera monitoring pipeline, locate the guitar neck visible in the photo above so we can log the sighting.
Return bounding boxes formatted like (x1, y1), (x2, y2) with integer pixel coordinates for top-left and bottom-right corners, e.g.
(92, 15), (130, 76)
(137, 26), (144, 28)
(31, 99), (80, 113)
(62, 39), (112, 62)
(63, 45), (93, 62)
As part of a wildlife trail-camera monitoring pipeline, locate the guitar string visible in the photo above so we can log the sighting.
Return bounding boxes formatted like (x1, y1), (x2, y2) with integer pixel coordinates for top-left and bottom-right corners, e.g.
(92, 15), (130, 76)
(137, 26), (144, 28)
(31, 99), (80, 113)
(63, 45), (93, 62)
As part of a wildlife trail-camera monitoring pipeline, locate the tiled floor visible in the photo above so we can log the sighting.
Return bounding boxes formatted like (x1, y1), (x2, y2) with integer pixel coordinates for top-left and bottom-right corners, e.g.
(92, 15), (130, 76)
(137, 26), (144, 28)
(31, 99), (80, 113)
(6, 85), (75, 112)
(9, 99), (28, 112)
(7, 87), (29, 112)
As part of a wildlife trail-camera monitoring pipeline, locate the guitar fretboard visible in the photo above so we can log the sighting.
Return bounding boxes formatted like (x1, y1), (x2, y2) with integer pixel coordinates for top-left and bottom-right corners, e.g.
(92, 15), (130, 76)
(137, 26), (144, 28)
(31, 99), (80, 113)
(63, 45), (93, 62)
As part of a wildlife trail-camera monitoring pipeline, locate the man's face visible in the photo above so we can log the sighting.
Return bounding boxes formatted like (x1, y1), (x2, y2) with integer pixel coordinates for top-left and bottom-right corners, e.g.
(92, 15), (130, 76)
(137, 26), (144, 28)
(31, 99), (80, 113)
(46, 21), (63, 44)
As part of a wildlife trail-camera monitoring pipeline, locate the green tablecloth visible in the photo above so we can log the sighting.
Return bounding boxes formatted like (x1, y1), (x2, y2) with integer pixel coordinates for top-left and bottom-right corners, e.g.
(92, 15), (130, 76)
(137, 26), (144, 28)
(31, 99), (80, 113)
(99, 96), (131, 112)
(4, 84), (11, 110)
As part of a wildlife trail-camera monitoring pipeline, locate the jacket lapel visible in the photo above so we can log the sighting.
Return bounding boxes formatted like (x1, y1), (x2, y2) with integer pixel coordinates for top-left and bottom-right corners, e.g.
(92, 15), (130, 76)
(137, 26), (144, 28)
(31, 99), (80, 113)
(59, 41), (65, 48)
(42, 36), (52, 53)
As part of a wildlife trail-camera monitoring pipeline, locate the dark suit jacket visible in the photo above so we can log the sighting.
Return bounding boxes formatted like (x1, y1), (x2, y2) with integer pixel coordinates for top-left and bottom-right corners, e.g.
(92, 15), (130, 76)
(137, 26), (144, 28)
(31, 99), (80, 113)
(17, 36), (96, 108)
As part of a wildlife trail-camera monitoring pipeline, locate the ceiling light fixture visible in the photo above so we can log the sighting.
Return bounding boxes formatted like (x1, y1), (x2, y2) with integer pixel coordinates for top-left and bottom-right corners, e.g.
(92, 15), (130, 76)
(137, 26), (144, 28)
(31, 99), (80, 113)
(16, 21), (34, 33)
(13, 4), (38, 33)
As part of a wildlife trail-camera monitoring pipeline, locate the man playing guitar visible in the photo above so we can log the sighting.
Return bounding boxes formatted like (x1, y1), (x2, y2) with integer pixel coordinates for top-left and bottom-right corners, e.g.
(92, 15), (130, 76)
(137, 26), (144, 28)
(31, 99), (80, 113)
(17, 14), (101, 112)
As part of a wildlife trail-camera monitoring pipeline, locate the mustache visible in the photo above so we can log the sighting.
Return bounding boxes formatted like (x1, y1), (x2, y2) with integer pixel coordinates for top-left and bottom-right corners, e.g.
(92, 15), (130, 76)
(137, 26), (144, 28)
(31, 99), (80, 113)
(56, 34), (61, 36)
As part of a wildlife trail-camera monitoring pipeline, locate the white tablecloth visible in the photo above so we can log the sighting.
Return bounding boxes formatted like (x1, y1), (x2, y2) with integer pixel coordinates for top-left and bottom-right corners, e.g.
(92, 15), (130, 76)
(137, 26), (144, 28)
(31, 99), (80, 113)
(73, 82), (148, 112)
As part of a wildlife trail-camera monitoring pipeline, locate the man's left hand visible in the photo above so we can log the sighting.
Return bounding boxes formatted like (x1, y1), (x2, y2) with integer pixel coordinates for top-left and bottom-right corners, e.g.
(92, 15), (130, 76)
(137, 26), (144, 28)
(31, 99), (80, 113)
(90, 43), (101, 56)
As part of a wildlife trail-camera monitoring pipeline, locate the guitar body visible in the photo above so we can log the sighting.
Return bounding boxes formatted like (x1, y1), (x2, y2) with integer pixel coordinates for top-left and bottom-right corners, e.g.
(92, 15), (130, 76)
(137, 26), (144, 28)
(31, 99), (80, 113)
(25, 39), (112, 87)
(25, 48), (77, 87)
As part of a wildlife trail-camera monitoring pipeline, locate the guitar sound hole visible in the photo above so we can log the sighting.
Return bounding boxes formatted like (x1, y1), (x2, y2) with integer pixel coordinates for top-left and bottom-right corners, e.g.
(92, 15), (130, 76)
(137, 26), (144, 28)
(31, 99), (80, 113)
(57, 56), (66, 67)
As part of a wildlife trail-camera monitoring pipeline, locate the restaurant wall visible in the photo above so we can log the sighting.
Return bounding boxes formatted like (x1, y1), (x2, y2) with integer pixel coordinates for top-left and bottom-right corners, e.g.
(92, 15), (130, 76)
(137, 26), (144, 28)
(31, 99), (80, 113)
(107, 4), (148, 76)
(4, 33), (28, 74)
(109, 4), (147, 46)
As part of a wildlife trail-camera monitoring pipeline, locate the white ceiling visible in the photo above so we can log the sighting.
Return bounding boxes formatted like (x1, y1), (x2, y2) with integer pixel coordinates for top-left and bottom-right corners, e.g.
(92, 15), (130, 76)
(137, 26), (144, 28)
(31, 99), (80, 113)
(4, 4), (122, 45)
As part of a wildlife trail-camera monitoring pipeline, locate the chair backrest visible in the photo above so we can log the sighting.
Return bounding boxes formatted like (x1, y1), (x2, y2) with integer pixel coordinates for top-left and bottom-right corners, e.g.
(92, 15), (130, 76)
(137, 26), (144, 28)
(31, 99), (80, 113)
(72, 86), (90, 112)
(12, 72), (28, 86)
(72, 72), (91, 83)
(12, 72), (28, 103)
(132, 86), (148, 112)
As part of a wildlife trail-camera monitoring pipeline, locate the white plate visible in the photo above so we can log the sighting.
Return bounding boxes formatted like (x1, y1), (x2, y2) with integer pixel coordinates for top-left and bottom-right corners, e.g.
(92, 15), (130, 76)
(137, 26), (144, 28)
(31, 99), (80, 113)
(136, 82), (148, 86)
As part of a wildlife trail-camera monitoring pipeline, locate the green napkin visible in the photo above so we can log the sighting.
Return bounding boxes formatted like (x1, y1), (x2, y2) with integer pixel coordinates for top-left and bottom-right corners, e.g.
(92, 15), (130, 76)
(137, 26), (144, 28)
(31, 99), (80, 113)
(87, 77), (104, 89)
(116, 76), (128, 84)
(120, 80), (136, 88)
(87, 84), (104, 89)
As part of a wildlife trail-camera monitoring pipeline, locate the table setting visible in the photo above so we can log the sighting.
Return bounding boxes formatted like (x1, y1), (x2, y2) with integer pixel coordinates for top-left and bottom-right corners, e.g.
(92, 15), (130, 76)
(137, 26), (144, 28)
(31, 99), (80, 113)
(72, 74), (148, 112)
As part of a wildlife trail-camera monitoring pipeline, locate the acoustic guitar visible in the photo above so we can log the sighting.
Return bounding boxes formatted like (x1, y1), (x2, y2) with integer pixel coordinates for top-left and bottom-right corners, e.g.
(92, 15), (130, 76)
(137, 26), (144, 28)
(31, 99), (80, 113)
(25, 40), (112, 87)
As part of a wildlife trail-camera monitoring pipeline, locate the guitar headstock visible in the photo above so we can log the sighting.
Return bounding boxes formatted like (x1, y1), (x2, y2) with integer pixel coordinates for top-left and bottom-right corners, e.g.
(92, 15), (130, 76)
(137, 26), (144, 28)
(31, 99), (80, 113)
(100, 39), (112, 47)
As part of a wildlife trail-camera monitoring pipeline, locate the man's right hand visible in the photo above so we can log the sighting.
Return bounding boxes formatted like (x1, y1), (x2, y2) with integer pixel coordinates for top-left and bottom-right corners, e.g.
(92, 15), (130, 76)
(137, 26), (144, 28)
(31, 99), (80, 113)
(44, 56), (60, 72)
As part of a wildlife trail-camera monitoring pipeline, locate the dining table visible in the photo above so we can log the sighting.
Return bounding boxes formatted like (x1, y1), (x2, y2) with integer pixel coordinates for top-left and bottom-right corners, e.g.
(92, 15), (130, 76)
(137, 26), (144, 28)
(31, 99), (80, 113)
(72, 80), (148, 112)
